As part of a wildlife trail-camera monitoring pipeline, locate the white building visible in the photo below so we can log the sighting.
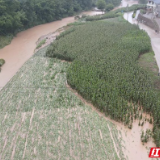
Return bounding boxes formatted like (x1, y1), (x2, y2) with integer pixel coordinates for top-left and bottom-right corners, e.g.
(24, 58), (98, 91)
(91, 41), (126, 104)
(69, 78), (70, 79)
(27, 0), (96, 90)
(147, 0), (160, 17)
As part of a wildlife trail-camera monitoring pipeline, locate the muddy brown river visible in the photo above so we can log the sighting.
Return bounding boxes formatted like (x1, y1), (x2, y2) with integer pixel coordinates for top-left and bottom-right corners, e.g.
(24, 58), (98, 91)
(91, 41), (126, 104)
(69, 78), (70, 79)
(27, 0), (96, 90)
(0, 11), (102, 90)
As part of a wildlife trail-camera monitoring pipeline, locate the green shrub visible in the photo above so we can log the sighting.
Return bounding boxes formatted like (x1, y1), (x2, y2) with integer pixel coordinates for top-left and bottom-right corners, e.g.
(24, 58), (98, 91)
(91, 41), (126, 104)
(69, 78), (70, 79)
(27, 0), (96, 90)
(56, 28), (76, 41)
(67, 22), (85, 27)
(132, 10), (137, 18)
(141, 129), (152, 143)
(106, 4), (114, 12)
(0, 35), (13, 49)
(0, 59), (5, 67)
(86, 12), (119, 21)
(74, 15), (80, 20)
(140, 9), (146, 14)
(81, 14), (87, 19)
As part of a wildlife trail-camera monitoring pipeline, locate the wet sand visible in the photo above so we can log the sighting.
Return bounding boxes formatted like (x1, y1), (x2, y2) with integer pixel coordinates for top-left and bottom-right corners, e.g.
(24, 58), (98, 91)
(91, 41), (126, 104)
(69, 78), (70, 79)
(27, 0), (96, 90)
(0, 11), (102, 90)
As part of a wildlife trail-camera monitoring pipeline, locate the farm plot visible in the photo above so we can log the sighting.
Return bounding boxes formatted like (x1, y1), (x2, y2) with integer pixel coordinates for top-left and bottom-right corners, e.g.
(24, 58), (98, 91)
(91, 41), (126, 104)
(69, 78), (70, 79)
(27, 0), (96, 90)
(0, 47), (125, 160)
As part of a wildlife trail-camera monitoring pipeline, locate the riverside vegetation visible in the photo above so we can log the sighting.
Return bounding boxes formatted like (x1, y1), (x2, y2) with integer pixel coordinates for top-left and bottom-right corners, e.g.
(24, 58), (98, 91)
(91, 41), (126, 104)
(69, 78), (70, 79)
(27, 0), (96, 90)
(86, 4), (146, 21)
(47, 19), (160, 146)
(0, 47), (125, 159)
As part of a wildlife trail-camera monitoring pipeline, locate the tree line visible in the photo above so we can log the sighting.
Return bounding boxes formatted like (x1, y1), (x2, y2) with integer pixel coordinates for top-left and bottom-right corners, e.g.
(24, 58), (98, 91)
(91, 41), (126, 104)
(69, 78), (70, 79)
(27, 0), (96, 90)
(0, 0), (93, 35)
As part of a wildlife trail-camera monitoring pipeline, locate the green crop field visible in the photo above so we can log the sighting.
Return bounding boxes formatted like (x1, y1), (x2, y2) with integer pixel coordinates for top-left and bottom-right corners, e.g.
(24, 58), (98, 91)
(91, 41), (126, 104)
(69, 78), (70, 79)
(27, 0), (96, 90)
(0, 47), (125, 160)
(47, 20), (160, 146)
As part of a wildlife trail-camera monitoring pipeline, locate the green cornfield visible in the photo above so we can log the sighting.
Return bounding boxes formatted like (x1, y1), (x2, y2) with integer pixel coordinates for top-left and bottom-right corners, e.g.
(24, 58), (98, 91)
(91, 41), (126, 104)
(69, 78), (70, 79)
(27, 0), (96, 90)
(47, 20), (160, 146)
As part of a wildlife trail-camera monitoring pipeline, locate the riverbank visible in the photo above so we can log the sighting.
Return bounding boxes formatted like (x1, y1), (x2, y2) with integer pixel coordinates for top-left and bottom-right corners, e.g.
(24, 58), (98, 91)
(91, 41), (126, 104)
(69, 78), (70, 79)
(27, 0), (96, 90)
(0, 11), (102, 91)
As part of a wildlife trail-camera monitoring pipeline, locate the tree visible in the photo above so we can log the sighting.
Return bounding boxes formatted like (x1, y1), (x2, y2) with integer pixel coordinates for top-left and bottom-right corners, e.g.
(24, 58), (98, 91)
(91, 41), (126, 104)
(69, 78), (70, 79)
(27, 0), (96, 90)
(139, 0), (147, 4)
(97, 0), (106, 12)
(105, 3), (114, 12)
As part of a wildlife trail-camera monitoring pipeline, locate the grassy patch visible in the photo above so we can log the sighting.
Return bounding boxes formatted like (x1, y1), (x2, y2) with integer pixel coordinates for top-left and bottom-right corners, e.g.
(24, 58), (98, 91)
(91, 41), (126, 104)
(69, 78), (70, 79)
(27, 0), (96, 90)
(67, 21), (85, 27)
(132, 10), (137, 18)
(36, 39), (46, 49)
(86, 12), (119, 21)
(138, 52), (160, 90)
(0, 35), (13, 49)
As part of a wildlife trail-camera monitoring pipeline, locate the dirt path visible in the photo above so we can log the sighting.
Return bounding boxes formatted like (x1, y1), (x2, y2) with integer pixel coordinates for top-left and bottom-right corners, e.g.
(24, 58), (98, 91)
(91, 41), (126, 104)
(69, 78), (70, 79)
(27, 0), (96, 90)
(107, 124), (121, 159)
(0, 11), (102, 91)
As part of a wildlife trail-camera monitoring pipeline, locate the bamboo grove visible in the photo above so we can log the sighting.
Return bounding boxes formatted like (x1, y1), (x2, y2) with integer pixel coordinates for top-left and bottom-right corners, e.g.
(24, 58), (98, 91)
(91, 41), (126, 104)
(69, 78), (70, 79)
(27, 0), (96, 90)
(46, 20), (160, 146)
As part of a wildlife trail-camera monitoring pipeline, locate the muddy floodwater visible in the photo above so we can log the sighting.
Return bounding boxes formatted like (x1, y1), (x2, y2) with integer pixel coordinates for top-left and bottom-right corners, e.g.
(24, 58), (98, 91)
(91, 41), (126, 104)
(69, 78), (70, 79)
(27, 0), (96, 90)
(0, 11), (102, 90)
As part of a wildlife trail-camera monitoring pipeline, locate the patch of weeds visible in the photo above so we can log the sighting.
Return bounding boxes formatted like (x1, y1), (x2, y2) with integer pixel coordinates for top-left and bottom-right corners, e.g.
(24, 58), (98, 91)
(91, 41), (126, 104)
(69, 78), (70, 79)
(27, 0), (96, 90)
(36, 39), (46, 49)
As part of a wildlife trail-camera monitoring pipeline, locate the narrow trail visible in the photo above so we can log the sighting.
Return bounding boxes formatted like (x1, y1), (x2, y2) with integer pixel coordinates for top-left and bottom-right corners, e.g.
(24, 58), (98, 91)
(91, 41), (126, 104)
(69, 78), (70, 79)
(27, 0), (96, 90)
(107, 124), (121, 159)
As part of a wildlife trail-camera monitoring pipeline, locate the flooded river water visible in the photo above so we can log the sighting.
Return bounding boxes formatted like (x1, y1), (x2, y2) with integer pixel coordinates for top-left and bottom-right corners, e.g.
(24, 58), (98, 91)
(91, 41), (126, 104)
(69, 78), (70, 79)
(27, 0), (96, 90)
(0, 11), (102, 90)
